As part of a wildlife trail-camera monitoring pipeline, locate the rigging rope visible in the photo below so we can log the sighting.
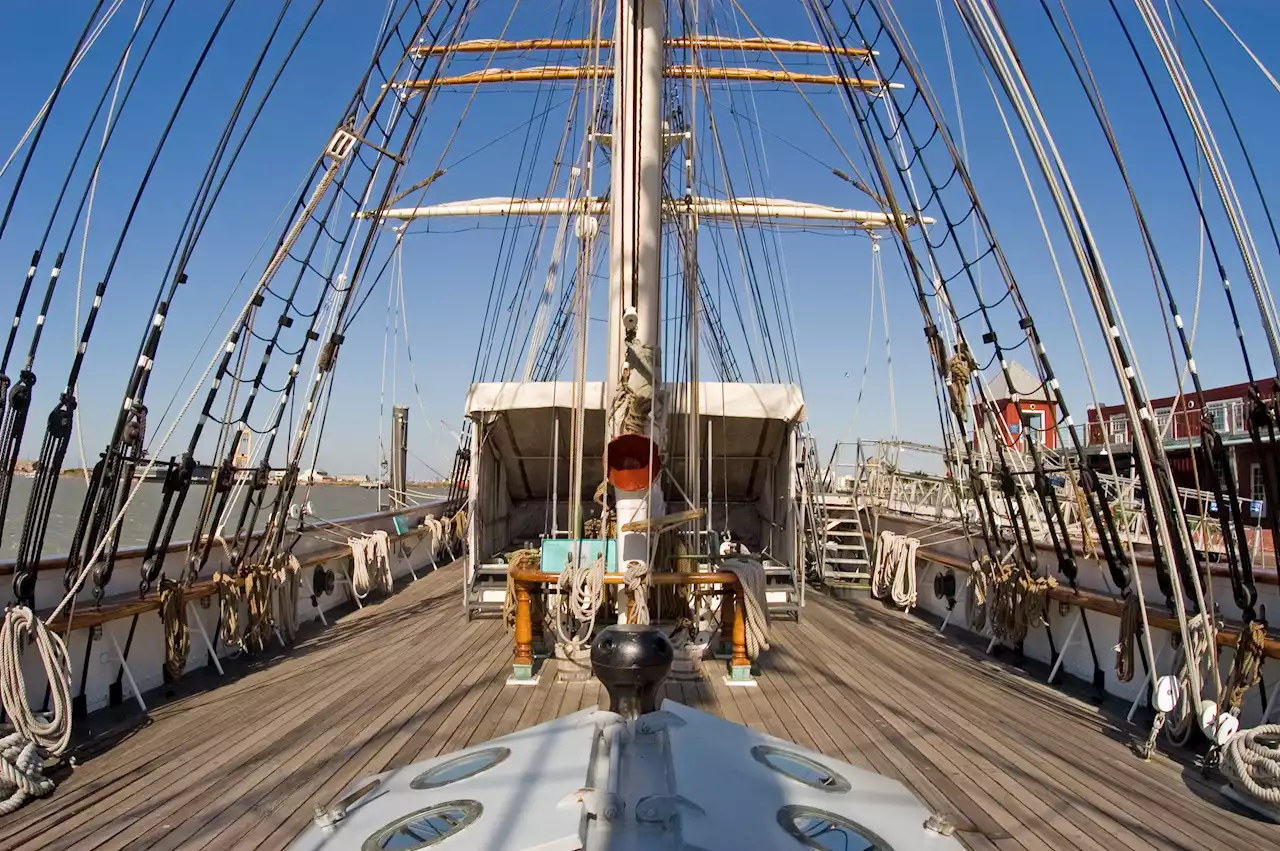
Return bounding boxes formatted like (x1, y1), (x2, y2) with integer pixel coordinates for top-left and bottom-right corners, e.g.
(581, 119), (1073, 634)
(623, 558), (651, 626)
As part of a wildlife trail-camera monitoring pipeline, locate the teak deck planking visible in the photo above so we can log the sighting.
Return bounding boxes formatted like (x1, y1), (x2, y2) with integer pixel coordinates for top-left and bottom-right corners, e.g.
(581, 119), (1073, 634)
(1, 563), (1275, 851)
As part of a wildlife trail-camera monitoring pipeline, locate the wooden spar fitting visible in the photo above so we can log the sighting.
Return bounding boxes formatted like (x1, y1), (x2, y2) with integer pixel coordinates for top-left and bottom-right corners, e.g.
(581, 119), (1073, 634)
(508, 569), (748, 680)
(399, 66), (894, 89)
(412, 36), (872, 58)
(913, 545), (1280, 659)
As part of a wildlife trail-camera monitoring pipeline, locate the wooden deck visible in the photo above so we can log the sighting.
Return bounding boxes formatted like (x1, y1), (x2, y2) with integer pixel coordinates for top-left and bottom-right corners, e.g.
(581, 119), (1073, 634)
(3, 563), (1275, 850)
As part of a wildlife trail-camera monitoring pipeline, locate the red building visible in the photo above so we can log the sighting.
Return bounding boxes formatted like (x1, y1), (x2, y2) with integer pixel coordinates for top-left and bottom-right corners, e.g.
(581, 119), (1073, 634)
(1084, 377), (1280, 505)
(973, 361), (1060, 453)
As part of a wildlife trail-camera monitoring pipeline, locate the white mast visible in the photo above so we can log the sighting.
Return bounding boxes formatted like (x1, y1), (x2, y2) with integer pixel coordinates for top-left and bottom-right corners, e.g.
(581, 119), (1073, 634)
(606, 0), (665, 418)
(607, 0), (665, 607)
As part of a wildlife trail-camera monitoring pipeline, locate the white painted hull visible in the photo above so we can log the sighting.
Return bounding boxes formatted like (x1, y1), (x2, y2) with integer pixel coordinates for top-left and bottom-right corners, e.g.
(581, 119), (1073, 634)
(8, 502), (452, 716)
(870, 510), (1280, 727)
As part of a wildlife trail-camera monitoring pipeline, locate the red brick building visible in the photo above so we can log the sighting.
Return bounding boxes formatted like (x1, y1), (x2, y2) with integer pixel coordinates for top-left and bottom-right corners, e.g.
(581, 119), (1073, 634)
(974, 361), (1060, 453)
(1084, 378), (1280, 506)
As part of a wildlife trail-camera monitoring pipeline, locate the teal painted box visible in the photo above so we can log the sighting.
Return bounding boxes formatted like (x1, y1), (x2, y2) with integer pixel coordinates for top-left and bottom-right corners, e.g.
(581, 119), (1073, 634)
(538, 538), (619, 574)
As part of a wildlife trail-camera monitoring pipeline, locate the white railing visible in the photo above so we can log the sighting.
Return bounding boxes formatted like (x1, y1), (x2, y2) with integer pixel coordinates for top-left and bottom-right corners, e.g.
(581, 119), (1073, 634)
(832, 439), (1269, 561)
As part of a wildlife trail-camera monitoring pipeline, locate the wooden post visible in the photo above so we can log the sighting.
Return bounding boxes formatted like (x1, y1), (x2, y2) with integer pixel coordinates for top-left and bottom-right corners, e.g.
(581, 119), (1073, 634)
(717, 585), (734, 659)
(513, 580), (534, 680)
(730, 581), (751, 681)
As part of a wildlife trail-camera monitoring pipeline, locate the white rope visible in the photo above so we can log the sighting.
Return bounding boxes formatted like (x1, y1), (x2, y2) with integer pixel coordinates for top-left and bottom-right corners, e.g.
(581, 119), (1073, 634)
(554, 551), (606, 651)
(1199, 0), (1280, 96)
(1222, 724), (1280, 806)
(0, 609), (71, 756)
(623, 559), (650, 625)
(0, 609), (70, 814)
(721, 558), (771, 661)
(1162, 614), (1213, 747)
(0, 0), (128, 181)
(0, 733), (54, 816)
(872, 530), (919, 610)
(274, 554), (302, 641)
(348, 531), (393, 598)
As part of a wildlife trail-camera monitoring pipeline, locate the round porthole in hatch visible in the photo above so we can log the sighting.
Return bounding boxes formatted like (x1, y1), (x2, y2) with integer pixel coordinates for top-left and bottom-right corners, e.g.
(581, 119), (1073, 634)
(409, 747), (510, 790)
(779, 805), (890, 851)
(751, 745), (851, 792)
(363, 800), (482, 851)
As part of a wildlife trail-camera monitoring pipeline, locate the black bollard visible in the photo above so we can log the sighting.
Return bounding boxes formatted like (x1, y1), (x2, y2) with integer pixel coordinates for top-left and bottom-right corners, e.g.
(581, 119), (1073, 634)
(590, 624), (674, 720)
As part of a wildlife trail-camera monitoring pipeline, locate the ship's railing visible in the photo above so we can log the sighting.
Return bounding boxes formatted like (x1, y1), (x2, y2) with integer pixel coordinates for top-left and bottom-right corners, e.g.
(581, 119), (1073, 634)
(836, 439), (1269, 562)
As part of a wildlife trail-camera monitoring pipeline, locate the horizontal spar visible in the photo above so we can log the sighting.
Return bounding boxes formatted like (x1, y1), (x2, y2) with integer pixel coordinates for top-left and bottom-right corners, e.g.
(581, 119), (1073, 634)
(360, 195), (932, 228)
(398, 65), (898, 89)
(411, 35), (873, 58)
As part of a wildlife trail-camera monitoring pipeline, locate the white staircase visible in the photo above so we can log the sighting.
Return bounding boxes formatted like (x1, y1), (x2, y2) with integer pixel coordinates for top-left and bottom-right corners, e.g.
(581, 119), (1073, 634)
(822, 498), (872, 588)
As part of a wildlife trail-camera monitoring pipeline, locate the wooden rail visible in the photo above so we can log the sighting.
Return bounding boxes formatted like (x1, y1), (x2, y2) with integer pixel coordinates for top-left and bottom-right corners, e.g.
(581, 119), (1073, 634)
(912, 546), (1280, 659)
(508, 569), (748, 677)
(35, 520), (437, 633)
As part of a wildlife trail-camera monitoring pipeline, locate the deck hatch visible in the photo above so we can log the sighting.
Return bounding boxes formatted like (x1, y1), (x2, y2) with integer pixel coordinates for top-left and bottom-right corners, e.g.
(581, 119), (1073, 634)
(408, 747), (511, 789)
(751, 745), (851, 792)
(363, 800), (481, 850)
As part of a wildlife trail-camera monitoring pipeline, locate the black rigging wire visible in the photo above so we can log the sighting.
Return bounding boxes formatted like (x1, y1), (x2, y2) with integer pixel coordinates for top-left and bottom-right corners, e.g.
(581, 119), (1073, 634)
(0, 0), (169, 545)
(11, 0), (240, 607)
(0, 1), (108, 250)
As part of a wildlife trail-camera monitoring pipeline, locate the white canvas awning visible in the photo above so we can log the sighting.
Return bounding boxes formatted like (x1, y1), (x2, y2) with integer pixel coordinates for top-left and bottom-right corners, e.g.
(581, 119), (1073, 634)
(466, 381), (805, 502)
(466, 381), (805, 422)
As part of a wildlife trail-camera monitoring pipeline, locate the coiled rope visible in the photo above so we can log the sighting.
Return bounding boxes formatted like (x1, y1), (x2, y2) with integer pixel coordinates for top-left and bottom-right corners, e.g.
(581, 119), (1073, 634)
(0, 606), (69, 812)
(501, 548), (540, 633)
(966, 558), (991, 632)
(554, 551), (606, 651)
(158, 577), (189, 683)
(989, 562), (1057, 645)
(945, 348), (975, 424)
(872, 530), (919, 610)
(422, 515), (444, 564)
(274, 553), (302, 642)
(213, 570), (242, 650)
(0, 733), (54, 816)
(1115, 592), (1143, 683)
(243, 564), (275, 653)
(349, 530), (392, 598)
(722, 558), (771, 661)
(1224, 619), (1268, 713)
(1222, 725), (1280, 806)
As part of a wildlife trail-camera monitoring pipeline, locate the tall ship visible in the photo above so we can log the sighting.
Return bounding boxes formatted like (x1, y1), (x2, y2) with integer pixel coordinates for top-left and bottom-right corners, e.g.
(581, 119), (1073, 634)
(0, 1), (1277, 848)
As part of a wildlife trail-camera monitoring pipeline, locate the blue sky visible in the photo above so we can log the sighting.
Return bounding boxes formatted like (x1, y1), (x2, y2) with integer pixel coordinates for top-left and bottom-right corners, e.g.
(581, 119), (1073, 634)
(1, 0), (1279, 479)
